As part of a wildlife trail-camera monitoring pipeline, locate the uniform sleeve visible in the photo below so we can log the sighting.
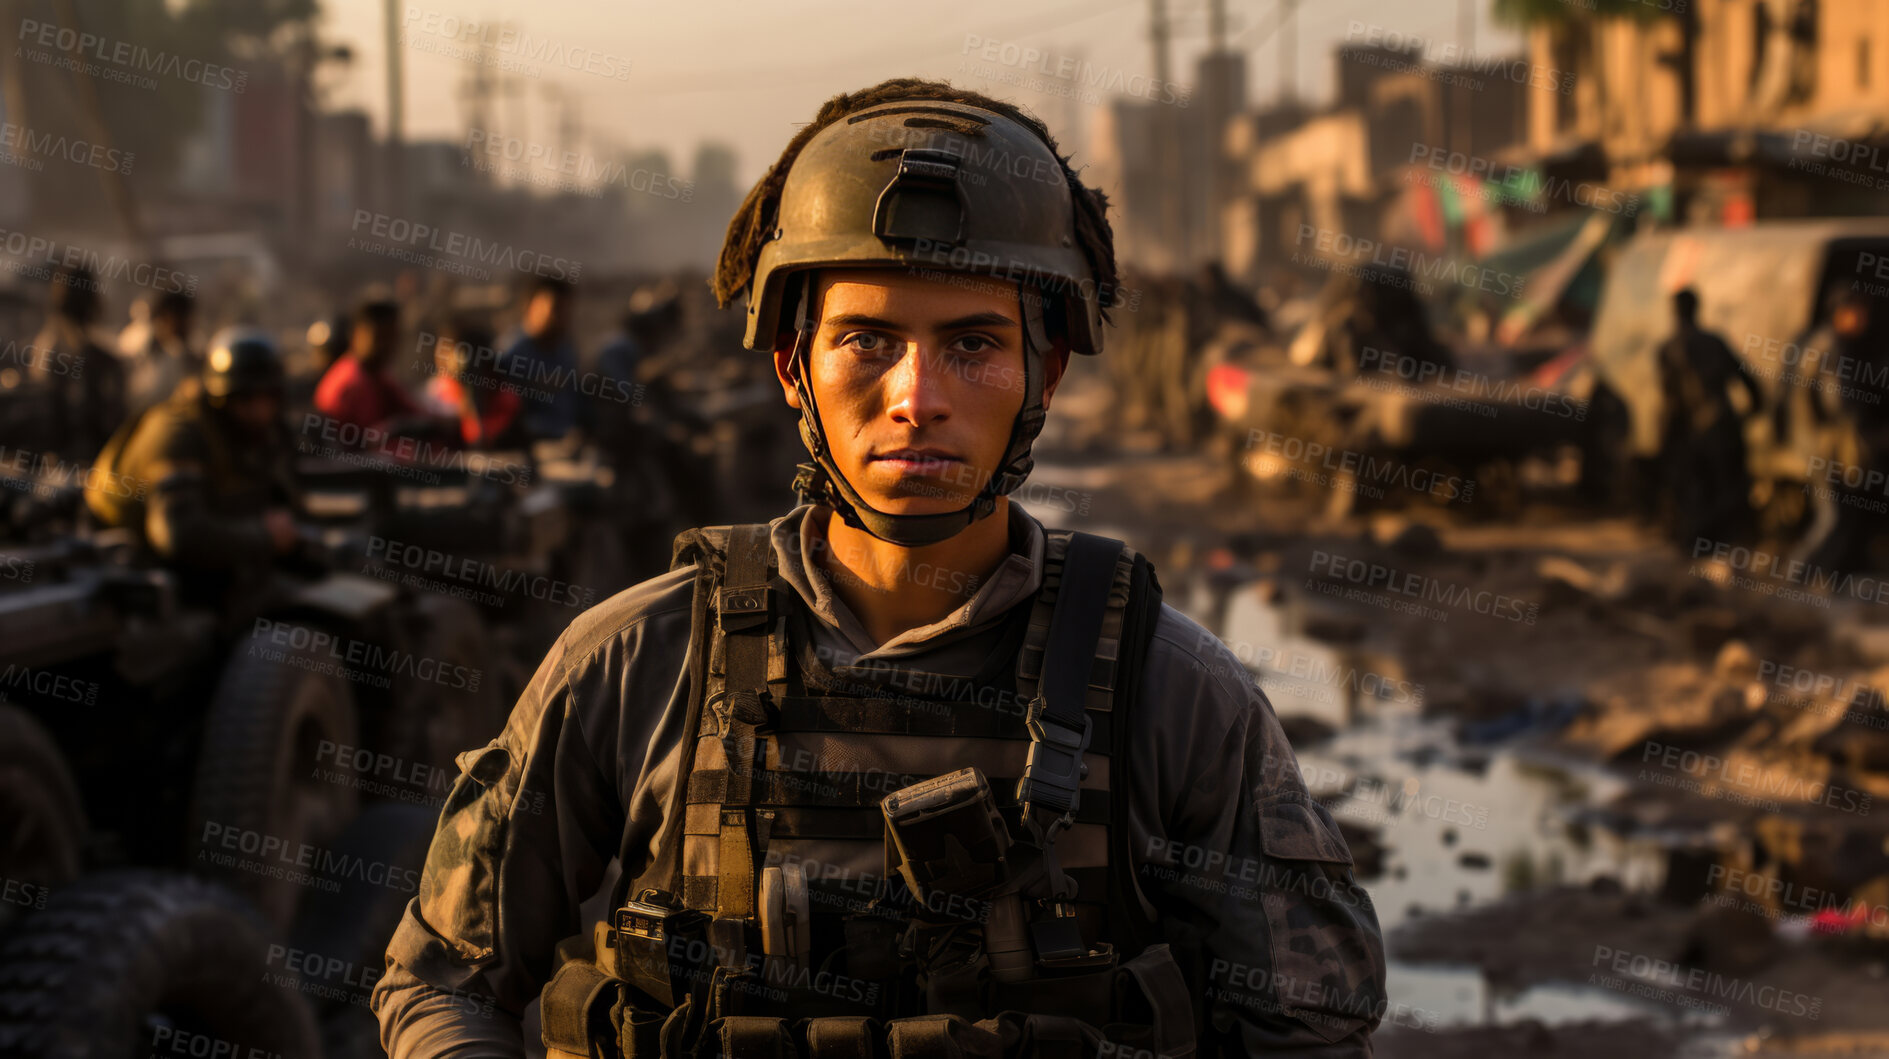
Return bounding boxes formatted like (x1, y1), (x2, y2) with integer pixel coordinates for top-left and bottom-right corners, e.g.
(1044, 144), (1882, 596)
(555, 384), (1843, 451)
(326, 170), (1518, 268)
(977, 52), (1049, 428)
(372, 641), (622, 1056)
(138, 421), (274, 570)
(373, 589), (695, 1058)
(1129, 614), (1389, 1057)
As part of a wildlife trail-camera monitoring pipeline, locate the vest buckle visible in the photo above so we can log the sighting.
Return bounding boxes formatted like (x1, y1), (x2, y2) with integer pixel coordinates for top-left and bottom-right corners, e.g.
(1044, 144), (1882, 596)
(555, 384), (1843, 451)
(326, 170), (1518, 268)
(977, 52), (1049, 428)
(717, 585), (774, 632)
(1016, 695), (1090, 820)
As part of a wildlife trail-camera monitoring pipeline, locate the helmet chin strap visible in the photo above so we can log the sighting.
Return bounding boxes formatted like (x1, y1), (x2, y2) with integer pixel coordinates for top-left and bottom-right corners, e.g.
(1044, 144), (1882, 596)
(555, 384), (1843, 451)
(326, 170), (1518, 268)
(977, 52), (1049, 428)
(787, 273), (1051, 547)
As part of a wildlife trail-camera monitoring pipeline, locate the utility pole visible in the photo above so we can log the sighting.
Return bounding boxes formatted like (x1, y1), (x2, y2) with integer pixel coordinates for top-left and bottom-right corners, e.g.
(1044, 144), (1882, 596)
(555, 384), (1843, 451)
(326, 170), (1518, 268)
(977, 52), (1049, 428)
(1149, 0), (1184, 269)
(1150, 0), (1171, 92)
(1280, 0), (1298, 102)
(1453, 0), (1475, 160)
(384, 0), (404, 216)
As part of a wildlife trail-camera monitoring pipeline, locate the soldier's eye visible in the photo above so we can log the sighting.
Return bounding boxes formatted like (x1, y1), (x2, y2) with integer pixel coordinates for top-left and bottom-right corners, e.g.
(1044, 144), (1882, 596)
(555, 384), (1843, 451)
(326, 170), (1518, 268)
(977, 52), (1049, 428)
(952, 334), (998, 355)
(841, 332), (892, 356)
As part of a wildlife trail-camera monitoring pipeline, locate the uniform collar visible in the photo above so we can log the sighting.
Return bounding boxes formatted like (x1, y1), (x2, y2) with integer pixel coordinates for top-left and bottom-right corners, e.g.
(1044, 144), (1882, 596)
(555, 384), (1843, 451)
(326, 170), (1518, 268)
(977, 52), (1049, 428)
(769, 500), (1045, 661)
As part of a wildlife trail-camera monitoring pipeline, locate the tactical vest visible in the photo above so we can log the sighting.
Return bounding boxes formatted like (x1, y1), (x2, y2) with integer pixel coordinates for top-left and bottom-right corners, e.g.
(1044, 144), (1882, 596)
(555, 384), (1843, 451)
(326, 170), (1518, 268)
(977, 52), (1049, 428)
(542, 523), (1198, 1059)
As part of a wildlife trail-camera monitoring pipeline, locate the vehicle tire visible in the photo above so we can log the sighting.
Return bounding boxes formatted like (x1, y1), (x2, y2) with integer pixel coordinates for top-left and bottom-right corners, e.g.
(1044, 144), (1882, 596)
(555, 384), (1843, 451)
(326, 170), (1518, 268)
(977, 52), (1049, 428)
(0, 870), (322, 1059)
(381, 594), (506, 785)
(189, 634), (360, 933)
(287, 805), (438, 1054)
(0, 706), (86, 930)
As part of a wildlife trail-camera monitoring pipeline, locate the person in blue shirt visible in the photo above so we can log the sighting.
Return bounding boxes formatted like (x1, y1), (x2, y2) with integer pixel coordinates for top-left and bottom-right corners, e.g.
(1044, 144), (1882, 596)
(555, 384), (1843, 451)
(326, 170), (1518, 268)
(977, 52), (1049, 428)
(501, 275), (581, 440)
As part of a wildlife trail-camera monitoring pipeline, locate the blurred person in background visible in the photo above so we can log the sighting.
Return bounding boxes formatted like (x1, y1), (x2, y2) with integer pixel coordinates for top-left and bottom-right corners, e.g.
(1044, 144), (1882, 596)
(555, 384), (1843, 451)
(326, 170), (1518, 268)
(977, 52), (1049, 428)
(590, 281), (677, 457)
(313, 295), (425, 440)
(304, 311), (351, 377)
(503, 274), (581, 440)
(1657, 287), (1765, 548)
(1794, 289), (1889, 572)
(120, 291), (199, 415)
(424, 314), (524, 450)
(30, 265), (125, 459)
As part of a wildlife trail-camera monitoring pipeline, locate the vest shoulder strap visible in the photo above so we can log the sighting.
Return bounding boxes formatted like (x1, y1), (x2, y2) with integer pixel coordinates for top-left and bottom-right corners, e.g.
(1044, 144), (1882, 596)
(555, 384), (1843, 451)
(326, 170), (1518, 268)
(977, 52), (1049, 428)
(1106, 539), (1165, 956)
(631, 522), (777, 908)
(1021, 529), (1166, 953)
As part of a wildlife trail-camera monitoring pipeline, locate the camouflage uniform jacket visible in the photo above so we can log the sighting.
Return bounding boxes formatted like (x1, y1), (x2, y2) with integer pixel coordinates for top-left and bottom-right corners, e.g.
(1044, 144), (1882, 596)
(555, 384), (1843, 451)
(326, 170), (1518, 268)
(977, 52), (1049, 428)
(370, 502), (1388, 1057)
(92, 389), (285, 572)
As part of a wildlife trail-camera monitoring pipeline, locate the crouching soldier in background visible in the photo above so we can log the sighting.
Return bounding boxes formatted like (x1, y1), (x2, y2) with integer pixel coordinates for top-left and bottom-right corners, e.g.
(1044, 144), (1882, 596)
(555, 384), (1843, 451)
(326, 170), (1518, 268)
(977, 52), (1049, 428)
(86, 327), (300, 613)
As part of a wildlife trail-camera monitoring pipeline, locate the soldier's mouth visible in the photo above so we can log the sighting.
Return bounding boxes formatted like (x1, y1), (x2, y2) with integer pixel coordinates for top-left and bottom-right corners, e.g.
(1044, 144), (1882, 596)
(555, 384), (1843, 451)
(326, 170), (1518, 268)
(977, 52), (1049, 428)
(872, 448), (962, 474)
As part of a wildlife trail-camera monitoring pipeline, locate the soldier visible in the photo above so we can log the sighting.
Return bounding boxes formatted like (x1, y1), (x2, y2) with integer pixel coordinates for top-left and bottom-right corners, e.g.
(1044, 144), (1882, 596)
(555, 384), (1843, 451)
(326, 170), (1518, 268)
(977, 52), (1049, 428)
(85, 328), (300, 610)
(1656, 287), (1765, 547)
(373, 79), (1387, 1058)
(1795, 290), (1889, 572)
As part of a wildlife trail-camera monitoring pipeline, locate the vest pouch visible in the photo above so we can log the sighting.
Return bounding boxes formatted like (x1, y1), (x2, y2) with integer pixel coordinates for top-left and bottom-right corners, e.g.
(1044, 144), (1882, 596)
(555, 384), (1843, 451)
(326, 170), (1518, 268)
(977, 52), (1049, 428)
(840, 913), (905, 980)
(542, 936), (624, 1059)
(991, 1013), (1103, 1059)
(1102, 944), (1195, 1059)
(914, 935), (988, 1020)
(660, 995), (699, 1059)
(998, 962), (1116, 1022)
(705, 1015), (797, 1058)
(707, 963), (783, 1020)
(801, 1015), (882, 1059)
(615, 999), (666, 1059)
(616, 899), (713, 1010)
(884, 1014), (1004, 1059)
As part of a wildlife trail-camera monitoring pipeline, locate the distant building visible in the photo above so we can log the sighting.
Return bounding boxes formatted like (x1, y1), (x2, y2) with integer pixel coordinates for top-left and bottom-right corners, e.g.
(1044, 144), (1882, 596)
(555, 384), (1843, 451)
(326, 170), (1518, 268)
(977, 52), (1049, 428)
(1218, 44), (1532, 285)
(1524, 0), (1889, 222)
(1093, 46), (1246, 275)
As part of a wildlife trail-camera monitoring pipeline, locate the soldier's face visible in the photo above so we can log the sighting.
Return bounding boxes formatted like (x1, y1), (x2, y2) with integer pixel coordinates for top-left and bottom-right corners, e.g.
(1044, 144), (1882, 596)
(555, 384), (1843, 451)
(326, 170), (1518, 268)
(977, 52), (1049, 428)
(227, 392), (281, 437)
(774, 268), (1066, 517)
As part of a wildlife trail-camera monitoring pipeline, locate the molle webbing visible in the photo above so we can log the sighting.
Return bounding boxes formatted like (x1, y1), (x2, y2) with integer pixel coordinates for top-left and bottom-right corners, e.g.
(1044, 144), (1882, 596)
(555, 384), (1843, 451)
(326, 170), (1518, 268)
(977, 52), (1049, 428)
(705, 524), (785, 967)
(619, 520), (1169, 1041)
(674, 529), (1137, 937)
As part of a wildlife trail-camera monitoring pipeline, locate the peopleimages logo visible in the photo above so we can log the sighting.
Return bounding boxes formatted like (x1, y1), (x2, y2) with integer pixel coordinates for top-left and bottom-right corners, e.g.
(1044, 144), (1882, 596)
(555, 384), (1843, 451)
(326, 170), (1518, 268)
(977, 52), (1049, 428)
(15, 18), (248, 92)
(400, 7), (631, 80)
(959, 34), (1190, 107)
(349, 209), (581, 282)
(1293, 225), (1527, 298)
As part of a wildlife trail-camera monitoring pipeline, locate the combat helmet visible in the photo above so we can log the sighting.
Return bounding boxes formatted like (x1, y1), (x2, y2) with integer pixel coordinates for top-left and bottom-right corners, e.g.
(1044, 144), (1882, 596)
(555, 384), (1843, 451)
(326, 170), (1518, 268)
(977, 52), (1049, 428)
(202, 327), (286, 404)
(717, 83), (1121, 546)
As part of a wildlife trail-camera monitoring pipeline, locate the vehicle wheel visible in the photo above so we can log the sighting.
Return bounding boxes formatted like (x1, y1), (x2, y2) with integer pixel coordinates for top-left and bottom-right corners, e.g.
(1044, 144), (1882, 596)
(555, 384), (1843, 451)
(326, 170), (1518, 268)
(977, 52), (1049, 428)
(0, 870), (322, 1059)
(382, 594), (506, 784)
(0, 706), (86, 929)
(189, 634), (360, 933)
(288, 805), (438, 1053)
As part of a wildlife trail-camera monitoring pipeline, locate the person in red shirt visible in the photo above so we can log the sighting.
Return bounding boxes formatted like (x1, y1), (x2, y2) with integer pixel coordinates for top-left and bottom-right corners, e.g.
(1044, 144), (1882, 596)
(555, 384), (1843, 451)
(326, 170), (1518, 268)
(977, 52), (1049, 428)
(314, 297), (423, 439)
(423, 316), (523, 449)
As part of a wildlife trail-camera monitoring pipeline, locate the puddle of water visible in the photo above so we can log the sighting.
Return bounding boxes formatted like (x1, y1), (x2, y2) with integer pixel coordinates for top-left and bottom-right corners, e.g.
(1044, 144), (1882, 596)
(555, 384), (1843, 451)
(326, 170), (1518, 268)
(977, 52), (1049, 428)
(1184, 571), (1675, 932)
(1176, 570), (1749, 1037)
(1302, 714), (1669, 932)
(1388, 960), (1718, 1029)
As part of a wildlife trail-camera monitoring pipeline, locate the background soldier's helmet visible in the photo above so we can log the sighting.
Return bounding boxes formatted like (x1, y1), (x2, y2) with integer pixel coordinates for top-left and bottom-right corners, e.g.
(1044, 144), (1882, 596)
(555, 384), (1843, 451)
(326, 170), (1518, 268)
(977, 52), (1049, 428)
(202, 327), (286, 402)
(732, 96), (1119, 546)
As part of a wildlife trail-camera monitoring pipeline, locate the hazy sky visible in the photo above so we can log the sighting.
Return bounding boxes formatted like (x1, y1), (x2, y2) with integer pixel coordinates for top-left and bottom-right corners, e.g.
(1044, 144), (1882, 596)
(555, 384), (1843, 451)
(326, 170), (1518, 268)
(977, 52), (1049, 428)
(320, 0), (1523, 188)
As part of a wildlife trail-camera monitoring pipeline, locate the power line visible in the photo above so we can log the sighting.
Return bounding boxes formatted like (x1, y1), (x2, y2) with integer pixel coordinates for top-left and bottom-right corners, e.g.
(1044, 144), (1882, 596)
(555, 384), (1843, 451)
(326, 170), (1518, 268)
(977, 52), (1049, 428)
(637, 0), (1143, 97)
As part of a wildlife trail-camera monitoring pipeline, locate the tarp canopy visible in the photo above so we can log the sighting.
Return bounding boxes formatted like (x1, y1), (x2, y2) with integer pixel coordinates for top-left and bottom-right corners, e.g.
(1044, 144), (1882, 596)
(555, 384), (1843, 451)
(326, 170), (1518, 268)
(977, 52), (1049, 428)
(1493, 211), (1624, 346)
